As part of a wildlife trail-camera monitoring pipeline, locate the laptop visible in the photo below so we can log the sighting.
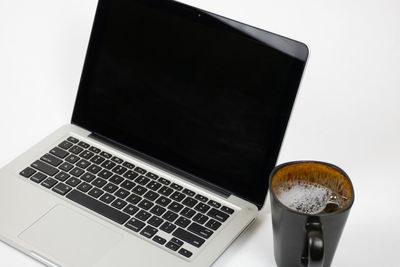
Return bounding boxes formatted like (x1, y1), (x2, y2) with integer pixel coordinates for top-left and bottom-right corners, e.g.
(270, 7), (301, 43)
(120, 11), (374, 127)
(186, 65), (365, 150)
(0, 0), (308, 266)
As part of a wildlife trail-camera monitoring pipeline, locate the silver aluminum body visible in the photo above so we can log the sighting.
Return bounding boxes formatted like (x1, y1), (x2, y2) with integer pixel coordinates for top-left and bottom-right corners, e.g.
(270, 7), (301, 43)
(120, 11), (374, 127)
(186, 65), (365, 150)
(0, 124), (258, 267)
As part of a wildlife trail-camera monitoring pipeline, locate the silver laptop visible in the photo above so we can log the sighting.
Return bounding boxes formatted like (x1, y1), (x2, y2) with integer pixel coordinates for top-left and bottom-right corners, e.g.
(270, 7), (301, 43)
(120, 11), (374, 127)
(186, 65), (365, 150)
(0, 0), (308, 266)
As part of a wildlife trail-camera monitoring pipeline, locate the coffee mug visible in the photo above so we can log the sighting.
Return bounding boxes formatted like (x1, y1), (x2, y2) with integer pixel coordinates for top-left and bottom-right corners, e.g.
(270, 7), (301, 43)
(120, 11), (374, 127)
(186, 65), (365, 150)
(269, 161), (354, 267)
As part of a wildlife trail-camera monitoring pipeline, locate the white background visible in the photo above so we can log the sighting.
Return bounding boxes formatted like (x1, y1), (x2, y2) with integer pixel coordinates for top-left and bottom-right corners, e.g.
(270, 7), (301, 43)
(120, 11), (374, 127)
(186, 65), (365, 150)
(1, 0), (399, 266)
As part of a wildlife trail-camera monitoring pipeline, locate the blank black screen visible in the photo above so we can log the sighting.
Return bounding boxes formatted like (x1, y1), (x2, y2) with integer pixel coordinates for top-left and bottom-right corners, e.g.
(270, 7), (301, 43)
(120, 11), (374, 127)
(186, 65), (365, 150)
(72, 0), (307, 208)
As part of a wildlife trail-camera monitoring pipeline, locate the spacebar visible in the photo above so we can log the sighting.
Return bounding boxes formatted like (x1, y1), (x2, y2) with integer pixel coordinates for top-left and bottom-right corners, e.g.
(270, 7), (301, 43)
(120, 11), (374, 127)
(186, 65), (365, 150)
(66, 190), (130, 224)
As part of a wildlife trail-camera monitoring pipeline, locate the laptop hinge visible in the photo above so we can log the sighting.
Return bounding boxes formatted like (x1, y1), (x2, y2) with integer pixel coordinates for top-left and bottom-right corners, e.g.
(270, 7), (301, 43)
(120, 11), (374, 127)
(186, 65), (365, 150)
(88, 132), (232, 199)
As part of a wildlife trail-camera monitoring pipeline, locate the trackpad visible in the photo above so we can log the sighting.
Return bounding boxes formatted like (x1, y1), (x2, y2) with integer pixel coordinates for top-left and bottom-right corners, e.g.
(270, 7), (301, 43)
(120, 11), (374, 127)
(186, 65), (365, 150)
(19, 205), (122, 266)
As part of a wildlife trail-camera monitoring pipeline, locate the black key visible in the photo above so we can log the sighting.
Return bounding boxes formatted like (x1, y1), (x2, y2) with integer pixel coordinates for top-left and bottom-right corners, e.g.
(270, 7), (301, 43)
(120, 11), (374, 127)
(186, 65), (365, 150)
(59, 162), (74, 172)
(50, 147), (69, 159)
(67, 136), (79, 143)
(132, 185), (147, 195)
(90, 155), (105, 164)
(172, 228), (205, 248)
(135, 210), (151, 221)
(20, 167), (36, 178)
(111, 199), (127, 210)
(170, 183), (183, 191)
(68, 145), (83, 155)
(99, 193), (116, 204)
(221, 206), (235, 214)
(135, 175), (150, 185)
(78, 141), (90, 149)
(140, 225), (158, 239)
(111, 156), (123, 164)
(100, 151), (112, 159)
(178, 248), (193, 258)
(55, 172), (70, 182)
(168, 202), (184, 213)
(126, 193), (142, 205)
(138, 199), (154, 210)
(160, 222), (176, 234)
(194, 203), (211, 214)
(162, 210), (178, 222)
(193, 213), (209, 224)
(123, 204), (139, 216)
(81, 172), (96, 183)
(149, 205), (166, 216)
(195, 194), (208, 202)
(76, 159), (91, 169)
(31, 172), (47, 183)
(152, 235), (166, 245)
(77, 182), (92, 193)
(158, 177), (171, 185)
(58, 141), (73, 150)
(208, 200), (221, 209)
(109, 175), (124, 185)
(148, 216), (164, 227)
(79, 150), (94, 160)
(98, 169), (113, 179)
(65, 154), (80, 164)
(125, 218), (145, 232)
(41, 178), (58, 189)
(171, 237), (184, 247)
(188, 222), (213, 239)
(52, 183), (72, 195)
(180, 207), (196, 219)
(145, 172), (158, 179)
(112, 165), (127, 175)
(170, 192), (185, 202)
(143, 190), (159, 201)
(182, 188), (195, 197)
(87, 164), (102, 174)
(158, 186), (173, 197)
(123, 170), (138, 180)
(88, 188), (104, 198)
(122, 162), (135, 169)
(31, 160), (59, 176)
(67, 190), (129, 224)
(182, 197), (198, 208)
(101, 160), (116, 170)
(207, 208), (229, 222)
(91, 177), (107, 188)
(146, 181), (162, 191)
(134, 167), (147, 174)
(155, 196), (171, 207)
(41, 154), (62, 167)
(70, 167), (84, 177)
(88, 146), (101, 154)
(165, 241), (180, 251)
(205, 219), (222, 231)
(175, 217), (191, 228)
(103, 183), (118, 193)
(121, 180), (135, 190)
(66, 177), (81, 187)
(115, 188), (131, 199)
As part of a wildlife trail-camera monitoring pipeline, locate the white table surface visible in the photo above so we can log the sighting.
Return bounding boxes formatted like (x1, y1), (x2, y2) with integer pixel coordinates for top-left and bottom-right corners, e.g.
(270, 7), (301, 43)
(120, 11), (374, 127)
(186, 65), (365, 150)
(1, 0), (399, 266)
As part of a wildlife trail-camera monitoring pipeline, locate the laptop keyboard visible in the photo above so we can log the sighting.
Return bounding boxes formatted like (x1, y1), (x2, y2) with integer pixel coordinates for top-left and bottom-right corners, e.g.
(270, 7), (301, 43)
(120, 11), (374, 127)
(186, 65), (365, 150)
(19, 136), (235, 259)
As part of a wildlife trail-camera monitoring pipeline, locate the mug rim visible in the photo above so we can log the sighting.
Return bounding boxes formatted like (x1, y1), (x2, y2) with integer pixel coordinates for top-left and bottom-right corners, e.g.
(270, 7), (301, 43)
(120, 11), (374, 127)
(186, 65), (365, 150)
(269, 160), (355, 217)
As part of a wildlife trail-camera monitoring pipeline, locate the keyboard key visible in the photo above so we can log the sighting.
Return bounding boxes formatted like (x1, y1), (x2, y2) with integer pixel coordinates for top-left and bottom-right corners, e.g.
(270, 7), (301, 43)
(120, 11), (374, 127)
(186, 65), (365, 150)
(101, 160), (116, 170)
(178, 248), (193, 258)
(31, 160), (59, 176)
(41, 178), (58, 189)
(205, 219), (222, 231)
(67, 136), (79, 143)
(160, 222), (176, 233)
(99, 193), (115, 204)
(87, 164), (102, 174)
(20, 167), (36, 178)
(207, 208), (229, 222)
(208, 200), (221, 208)
(77, 182), (92, 193)
(182, 197), (198, 208)
(88, 146), (101, 154)
(132, 185), (147, 195)
(126, 193), (142, 205)
(221, 206), (235, 214)
(58, 141), (73, 150)
(182, 188), (195, 197)
(40, 154), (62, 167)
(103, 183), (118, 193)
(146, 181), (162, 191)
(180, 207), (196, 219)
(135, 210), (151, 221)
(145, 172), (158, 179)
(158, 177), (171, 185)
(125, 218), (145, 232)
(76, 159), (91, 169)
(148, 216), (164, 228)
(195, 194), (208, 202)
(66, 177), (81, 187)
(55, 171), (70, 182)
(165, 241), (180, 251)
(175, 216), (191, 228)
(134, 167), (147, 174)
(90, 155), (105, 164)
(168, 202), (184, 213)
(172, 228), (205, 248)
(109, 175), (124, 185)
(69, 145), (83, 155)
(65, 154), (80, 164)
(31, 172), (47, 183)
(115, 188), (131, 199)
(70, 167), (84, 177)
(138, 199), (154, 210)
(156, 196), (171, 207)
(162, 211), (178, 222)
(188, 222), (213, 239)
(91, 177), (107, 188)
(158, 186), (173, 196)
(59, 162), (74, 172)
(193, 213), (209, 224)
(123, 170), (138, 180)
(171, 237), (184, 247)
(135, 175), (150, 185)
(121, 180), (136, 190)
(170, 183), (183, 191)
(111, 156), (123, 164)
(149, 205), (166, 216)
(81, 172), (96, 183)
(111, 199), (127, 210)
(140, 225), (158, 239)
(52, 183), (72, 195)
(152, 235), (166, 245)
(143, 190), (159, 201)
(122, 162), (135, 169)
(100, 151), (112, 159)
(194, 203), (211, 213)
(123, 204), (139, 215)
(112, 165), (127, 175)
(170, 192), (185, 202)
(50, 147), (69, 159)
(78, 141), (90, 149)
(98, 169), (113, 179)
(88, 188), (104, 198)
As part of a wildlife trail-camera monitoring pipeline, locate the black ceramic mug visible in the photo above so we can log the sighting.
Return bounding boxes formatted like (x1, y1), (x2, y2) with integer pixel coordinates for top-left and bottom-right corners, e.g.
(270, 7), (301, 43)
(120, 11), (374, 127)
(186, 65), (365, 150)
(269, 161), (354, 267)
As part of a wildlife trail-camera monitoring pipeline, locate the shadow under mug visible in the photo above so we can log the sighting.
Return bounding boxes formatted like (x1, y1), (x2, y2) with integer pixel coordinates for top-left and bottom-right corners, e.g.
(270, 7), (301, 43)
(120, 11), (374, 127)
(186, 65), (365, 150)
(269, 161), (354, 267)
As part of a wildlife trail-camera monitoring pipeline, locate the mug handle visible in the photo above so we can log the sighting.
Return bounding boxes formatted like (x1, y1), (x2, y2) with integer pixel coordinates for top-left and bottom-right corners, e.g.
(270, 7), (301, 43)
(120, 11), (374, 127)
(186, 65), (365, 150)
(306, 218), (324, 267)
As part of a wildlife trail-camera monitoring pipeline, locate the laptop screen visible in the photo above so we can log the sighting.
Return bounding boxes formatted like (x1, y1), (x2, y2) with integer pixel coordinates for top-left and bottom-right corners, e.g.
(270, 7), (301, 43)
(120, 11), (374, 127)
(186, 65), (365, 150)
(72, 0), (308, 208)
